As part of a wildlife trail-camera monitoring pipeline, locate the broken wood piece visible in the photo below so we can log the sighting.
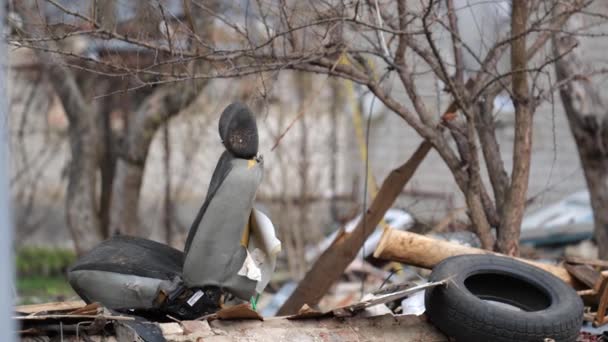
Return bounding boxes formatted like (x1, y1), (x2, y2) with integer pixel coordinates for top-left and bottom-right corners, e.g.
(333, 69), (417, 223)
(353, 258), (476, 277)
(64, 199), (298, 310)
(331, 280), (446, 317)
(593, 271), (608, 326)
(216, 303), (264, 321)
(285, 304), (329, 320)
(15, 313), (134, 321)
(565, 256), (608, 269)
(577, 289), (596, 296)
(565, 264), (599, 289)
(15, 300), (87, 315)
(67, 302), (101, 315)
(285, 280), (446, 321)
(276, 141), (432, 315)
(17, 301), (448, 340)
(564, 264), (608, 327)
(373, 227), (574, 285)
(594, 271), (608, 296)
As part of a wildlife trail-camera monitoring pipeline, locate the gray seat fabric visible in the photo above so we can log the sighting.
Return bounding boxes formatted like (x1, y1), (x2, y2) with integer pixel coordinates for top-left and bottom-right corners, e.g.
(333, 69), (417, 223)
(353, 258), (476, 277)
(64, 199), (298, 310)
(182, 155), (263, 300)
(67, 102), (270, 315)
(68, 236), (183, 310)
(70, 235), (183, 279)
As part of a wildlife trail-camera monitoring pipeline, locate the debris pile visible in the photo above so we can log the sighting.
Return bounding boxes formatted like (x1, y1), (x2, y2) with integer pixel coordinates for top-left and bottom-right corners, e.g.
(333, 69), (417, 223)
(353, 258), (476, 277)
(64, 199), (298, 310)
(15, 228), (608, 341)
(14, 103), (608, 341)
(16, 283), (448, 341)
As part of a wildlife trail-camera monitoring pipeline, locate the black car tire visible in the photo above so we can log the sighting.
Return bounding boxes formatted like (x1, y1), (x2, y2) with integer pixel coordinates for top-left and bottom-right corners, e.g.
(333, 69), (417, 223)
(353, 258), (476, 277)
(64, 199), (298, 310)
(424, 254), (583, 342)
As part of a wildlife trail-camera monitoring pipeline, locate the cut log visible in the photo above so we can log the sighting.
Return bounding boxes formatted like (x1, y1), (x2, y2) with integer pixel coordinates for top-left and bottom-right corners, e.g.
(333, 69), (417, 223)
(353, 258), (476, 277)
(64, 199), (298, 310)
(373, 227), (575, 285)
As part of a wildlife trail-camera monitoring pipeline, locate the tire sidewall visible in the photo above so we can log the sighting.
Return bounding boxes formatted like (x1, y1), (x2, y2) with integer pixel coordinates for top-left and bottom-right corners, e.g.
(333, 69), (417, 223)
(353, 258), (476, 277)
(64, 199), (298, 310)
(425, 254), (583, 342)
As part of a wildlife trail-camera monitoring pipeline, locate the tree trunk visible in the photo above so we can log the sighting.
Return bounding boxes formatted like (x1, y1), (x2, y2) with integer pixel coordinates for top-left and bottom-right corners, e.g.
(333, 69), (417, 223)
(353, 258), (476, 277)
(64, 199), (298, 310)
(110, 81), (206, 236)
(16, 4), (104, 254)
(59, 72), (104, 254)
(554, 32), (608, 259)
(584, 154), (608, 260)
(497, 1), (532, 256)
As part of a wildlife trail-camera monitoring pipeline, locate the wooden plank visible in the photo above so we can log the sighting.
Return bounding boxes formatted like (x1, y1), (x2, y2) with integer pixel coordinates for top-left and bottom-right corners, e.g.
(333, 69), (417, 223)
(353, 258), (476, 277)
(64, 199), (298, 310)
(593, 271), (608, 293)
(276, 142), (432, 315)
(596, 288), (608, 326)
(595, 271), (608, 326)
(15, 301), (87, 315)
(374, 227), (575, 285)
(565, 256), (608, 269)
(15, 314), (133, 321)
(22, 337), (118, 342)
(565, 264), (599, 288)
(216, 303), (264, 321)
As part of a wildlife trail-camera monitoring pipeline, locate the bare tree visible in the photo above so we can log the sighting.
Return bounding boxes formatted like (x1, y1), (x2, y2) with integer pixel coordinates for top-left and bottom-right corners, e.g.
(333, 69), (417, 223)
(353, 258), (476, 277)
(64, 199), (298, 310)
(554, 15), (608, 259)
(6, 0), (597, 258)
(11, 1), (215, 253)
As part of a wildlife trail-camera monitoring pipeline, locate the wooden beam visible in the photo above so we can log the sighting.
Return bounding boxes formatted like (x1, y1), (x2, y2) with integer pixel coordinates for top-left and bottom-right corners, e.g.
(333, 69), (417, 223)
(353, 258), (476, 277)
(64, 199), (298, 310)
(276, 141), (432, 315)
(565, 264), (598, 288)
(15, 301), (87, 315)
(566, 256), (608, 269)
(374, 227), (575, 285)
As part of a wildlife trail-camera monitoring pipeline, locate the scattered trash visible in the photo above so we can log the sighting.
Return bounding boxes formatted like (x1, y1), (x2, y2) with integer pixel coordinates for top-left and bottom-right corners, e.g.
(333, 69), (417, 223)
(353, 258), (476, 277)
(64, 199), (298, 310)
(401, 287), (426, 316)
(260, 281), (297, 317)
(15, 301), (133, 337)
(17, 228), (608, 341)
(306, 208), (414, 262)
(15, 282), (449, 341)
(331, 280), (446, 318)
(564, 260), (608, 327)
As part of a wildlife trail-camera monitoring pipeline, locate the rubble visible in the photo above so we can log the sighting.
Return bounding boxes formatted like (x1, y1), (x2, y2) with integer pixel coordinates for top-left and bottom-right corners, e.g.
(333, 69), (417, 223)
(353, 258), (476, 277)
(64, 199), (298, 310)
(564, 260), (608, 327)
(16, 282), (448, 341)
(15, 227), (608, 341)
